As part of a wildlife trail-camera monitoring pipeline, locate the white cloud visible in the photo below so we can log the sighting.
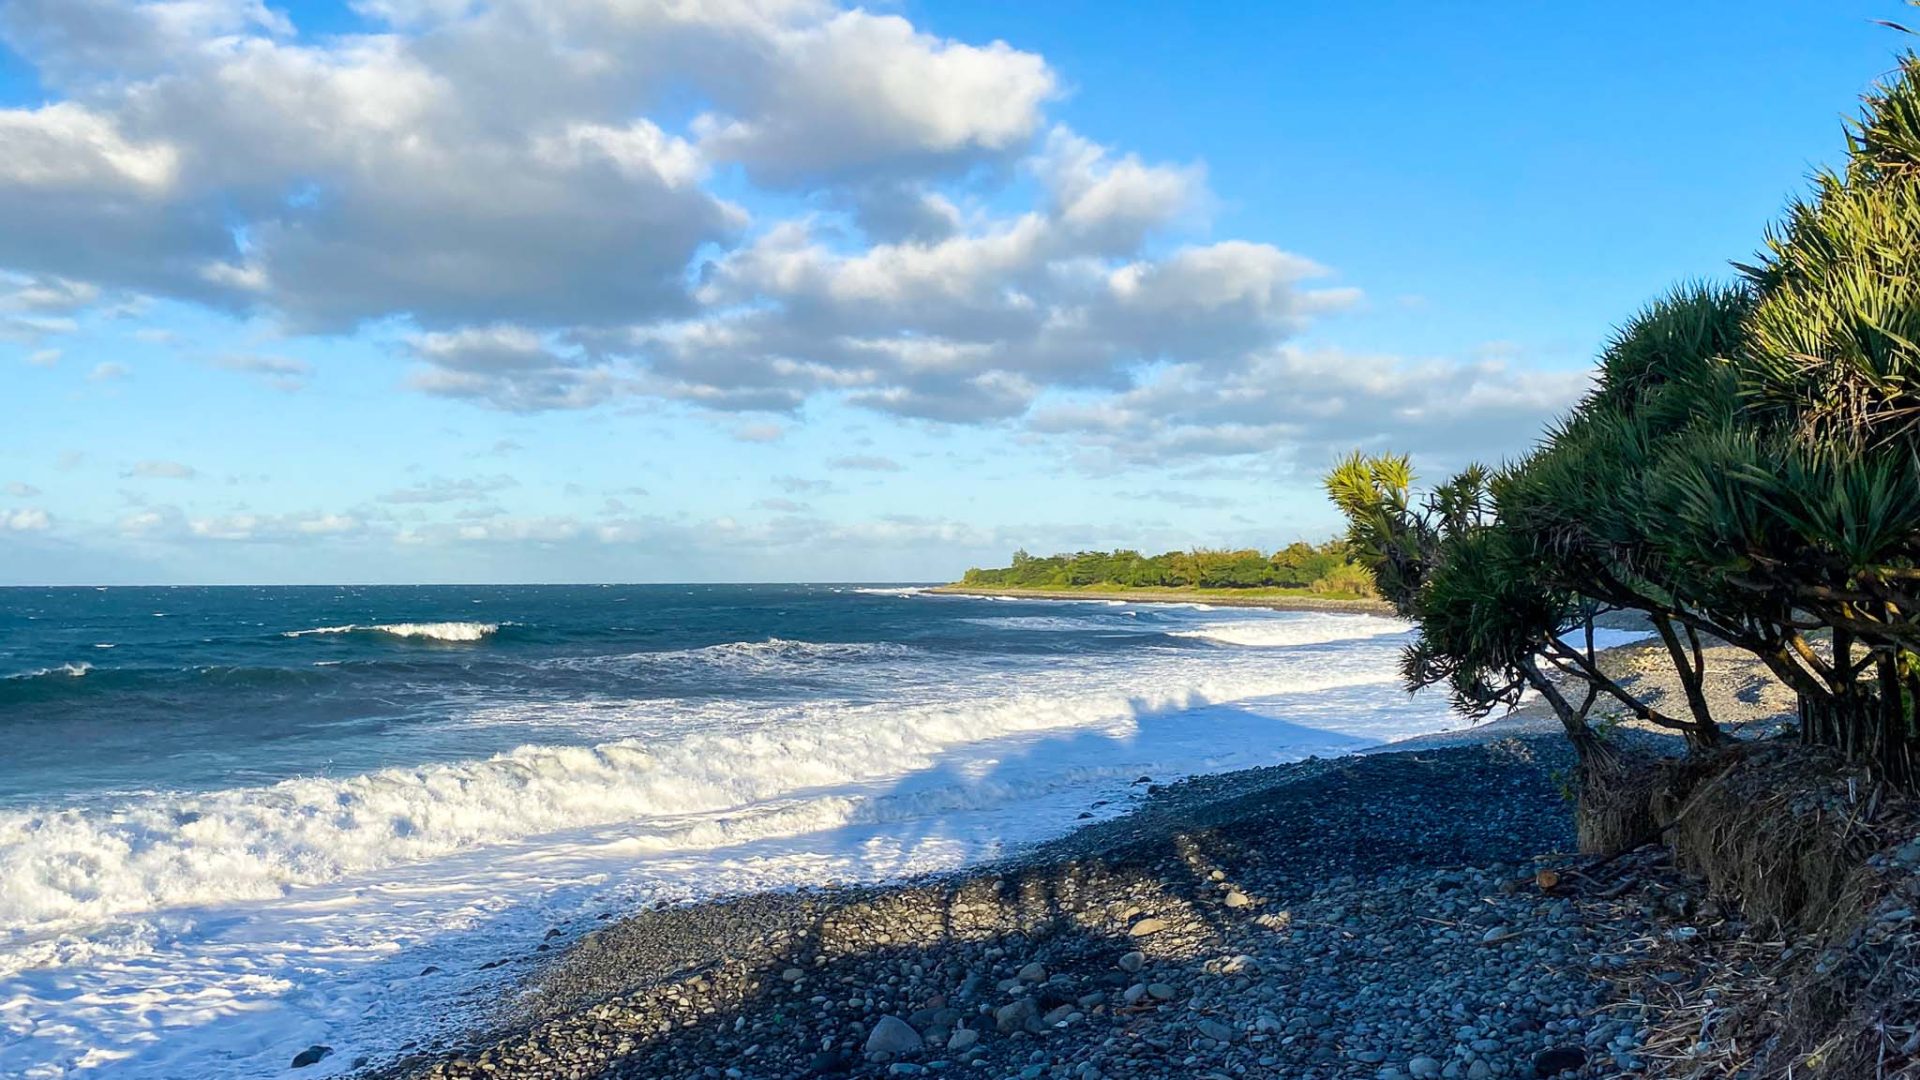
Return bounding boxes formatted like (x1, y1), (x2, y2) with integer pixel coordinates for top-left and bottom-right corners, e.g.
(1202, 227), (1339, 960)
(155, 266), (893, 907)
(0, 273), (99, 342)
(25, 348), (59, 366)
(87, 361), (130, 382)
(689, 9), (1056, 185)
(0, 102), (178, 193)
(1028, 346), (1589, 467)
(407, 326), (627, 411)
(119, 502), (365, 542)
(2, 507), (50, 531)
(0, 0), (1577, 480)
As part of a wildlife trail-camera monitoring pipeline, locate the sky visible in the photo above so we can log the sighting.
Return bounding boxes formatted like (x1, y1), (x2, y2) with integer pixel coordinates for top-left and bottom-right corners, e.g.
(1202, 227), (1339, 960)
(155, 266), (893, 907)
(0, 0), (1907, 585)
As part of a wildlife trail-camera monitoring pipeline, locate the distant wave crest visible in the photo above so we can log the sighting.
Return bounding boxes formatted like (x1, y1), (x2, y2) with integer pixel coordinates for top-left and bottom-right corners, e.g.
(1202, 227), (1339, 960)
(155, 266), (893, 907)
(283, 621), (501, 642)
(555, 637), (916, 677)
(5, 662), (91, 681)
(1169, 614), (1410, 648)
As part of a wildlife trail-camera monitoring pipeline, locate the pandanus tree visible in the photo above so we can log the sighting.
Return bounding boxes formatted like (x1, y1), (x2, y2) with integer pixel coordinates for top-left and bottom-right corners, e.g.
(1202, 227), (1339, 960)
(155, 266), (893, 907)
(1327, 455), (1655, 766)
(1329, 56), (1920, 790)
(1703, 54), (1920, 783)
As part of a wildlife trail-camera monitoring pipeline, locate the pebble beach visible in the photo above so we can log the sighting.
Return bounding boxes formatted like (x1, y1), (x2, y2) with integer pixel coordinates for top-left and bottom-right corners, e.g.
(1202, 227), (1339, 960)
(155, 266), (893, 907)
(370, 732), (1710, 1080)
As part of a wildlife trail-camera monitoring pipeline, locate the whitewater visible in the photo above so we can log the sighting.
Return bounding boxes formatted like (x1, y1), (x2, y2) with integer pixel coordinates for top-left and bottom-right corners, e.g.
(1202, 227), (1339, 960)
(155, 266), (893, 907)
(0, 584), (1466, 1078)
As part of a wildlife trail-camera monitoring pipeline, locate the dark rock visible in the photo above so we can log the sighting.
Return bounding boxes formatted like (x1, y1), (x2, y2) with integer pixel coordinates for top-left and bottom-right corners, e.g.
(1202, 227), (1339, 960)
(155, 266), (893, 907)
(1532, 1046), (1586, 1077)
(995, 998), (1038, 1034)
(807, 1048), (855, 1075)
(290, 1045), (332, 1068)
(865, 1014), (925, 1055)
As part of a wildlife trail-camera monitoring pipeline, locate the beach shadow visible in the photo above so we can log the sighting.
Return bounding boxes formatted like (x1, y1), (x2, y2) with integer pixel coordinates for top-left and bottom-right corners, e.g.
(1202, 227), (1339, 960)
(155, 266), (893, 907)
(351, 737), (1581, 1079)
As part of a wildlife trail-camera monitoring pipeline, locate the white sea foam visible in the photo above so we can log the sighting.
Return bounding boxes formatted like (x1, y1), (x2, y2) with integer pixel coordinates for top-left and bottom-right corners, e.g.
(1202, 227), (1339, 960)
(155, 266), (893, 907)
(8, 661), (90, 680)
(0, 608), (1457, 1079)
(1170, 614), (1410, 648)
(0, 662), (1401, 936)
(851, 586), (927, 597)
(964, 615), (1110, 631)
(553, 637), (917, 676)
(283, 621), (500, 642)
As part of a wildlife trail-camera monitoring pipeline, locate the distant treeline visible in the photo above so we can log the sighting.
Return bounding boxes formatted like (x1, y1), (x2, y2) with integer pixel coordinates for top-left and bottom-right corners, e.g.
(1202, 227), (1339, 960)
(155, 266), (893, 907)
(961, 542), (1376, 595)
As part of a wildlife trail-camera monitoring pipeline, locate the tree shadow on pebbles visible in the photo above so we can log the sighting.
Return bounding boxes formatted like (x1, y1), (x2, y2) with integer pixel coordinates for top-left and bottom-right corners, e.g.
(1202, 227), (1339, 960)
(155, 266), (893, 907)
(375, 737), (1610, 1080)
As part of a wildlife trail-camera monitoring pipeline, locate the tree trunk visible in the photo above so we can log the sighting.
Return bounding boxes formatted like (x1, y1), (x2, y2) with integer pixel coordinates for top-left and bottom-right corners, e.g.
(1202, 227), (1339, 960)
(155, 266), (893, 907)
(1520, 657), (1610, 766)
(1651, 613), (1722, 752)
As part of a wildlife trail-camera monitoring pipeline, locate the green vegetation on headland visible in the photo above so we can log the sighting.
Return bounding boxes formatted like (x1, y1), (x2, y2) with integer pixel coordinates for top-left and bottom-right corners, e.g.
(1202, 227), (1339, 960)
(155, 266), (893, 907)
(957, 542), (1377, 599)
(928, 583), (1393, 614)
(1328, 53), (1920, 797)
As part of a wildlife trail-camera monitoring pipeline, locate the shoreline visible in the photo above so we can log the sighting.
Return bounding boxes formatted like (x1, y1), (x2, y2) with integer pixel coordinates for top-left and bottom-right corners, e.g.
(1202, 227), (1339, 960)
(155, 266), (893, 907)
(373, 639), (1796, 1080)
(379, 731), (1676, 1080)
(924, 584), (1397, 616)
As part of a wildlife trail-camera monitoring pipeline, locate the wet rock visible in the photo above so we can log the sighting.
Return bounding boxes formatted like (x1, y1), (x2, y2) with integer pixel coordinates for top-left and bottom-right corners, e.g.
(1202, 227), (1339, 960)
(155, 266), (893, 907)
(865, 1015), (924, 1056)
(995, 998), (1038, 1034)
(1195, 1018), (1236, 1043)
(1532, 1046), (1586, 1076)
(290, 1045), (332, 1069)
(806, 1048), (855, 1076)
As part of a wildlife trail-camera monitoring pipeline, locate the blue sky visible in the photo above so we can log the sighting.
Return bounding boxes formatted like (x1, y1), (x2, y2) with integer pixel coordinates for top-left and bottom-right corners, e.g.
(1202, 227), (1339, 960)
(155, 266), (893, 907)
(0, 0), (1904, 584)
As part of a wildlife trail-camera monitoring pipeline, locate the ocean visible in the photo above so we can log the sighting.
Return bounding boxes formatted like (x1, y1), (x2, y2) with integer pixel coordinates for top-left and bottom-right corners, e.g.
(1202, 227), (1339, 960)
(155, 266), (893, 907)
(0, 584), (1451, 1077)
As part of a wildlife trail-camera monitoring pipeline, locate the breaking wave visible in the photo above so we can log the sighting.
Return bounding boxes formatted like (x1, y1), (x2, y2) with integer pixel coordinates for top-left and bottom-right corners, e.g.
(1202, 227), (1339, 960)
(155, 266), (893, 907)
(283, 621), (501, 642)
(5, 662), (91, 681)
(1169, 614), (1410, 648)
(0, 664), (1388, 934)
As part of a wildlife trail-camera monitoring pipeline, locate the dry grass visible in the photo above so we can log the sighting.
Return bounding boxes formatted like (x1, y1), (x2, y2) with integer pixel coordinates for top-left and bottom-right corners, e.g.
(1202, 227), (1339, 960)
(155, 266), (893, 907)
(1579, 750), (1663, 855)
(1596, 743), (1920, 1078)
(1648, 742), (1887, 932)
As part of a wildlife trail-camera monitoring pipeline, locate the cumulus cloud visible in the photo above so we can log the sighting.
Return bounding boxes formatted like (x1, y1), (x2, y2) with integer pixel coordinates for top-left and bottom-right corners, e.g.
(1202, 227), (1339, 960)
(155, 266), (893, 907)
(3, 507), (50, 531)
(1028, 347), (1589, 467)
(0, 0), (1576, 478)
(406, 326), (627, 411)
(0, 272), (96, 341)
(687, 9), (1056, 186)
(119, 502), (363, 542)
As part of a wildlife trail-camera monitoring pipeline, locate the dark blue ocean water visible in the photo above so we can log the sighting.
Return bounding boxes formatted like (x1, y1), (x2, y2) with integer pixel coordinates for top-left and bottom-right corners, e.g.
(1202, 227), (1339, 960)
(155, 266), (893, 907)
(0, 584), (1436, 1078)
(0, 584), (1111, 806)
